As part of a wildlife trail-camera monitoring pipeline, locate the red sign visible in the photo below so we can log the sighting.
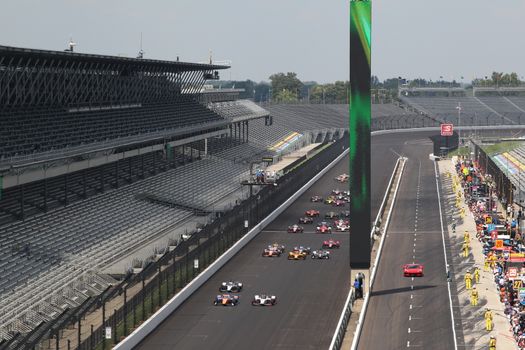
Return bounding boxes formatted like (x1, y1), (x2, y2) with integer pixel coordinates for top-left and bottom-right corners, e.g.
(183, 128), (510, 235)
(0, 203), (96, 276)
(495, 239), (504, 249)
(509, 267), (518, 278)
(441, 123), (454, 136)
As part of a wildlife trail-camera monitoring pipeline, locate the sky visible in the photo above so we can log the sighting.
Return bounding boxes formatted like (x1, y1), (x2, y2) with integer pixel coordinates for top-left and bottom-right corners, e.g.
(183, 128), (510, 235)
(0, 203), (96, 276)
(0, 0), (523, 84)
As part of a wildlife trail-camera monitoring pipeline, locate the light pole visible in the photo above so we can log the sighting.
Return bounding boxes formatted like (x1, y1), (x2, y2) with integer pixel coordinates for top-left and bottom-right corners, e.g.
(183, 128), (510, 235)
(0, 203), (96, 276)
(456, 102), (462, 147)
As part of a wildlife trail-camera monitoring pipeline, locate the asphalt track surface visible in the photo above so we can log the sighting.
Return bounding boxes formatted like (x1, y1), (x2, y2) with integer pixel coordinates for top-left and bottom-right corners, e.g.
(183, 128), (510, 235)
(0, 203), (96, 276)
(136, 132), (430, 350)
(358, 134), (455, 349)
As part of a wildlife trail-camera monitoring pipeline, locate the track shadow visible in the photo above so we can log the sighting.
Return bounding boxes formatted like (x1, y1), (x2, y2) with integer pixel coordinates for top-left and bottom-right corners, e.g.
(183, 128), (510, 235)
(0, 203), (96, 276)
(370, 284), (435, 297)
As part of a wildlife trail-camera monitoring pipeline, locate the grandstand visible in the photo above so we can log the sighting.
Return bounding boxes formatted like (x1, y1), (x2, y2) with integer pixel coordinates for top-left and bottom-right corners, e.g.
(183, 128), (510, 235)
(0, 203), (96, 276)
(400, 87), (525, 126)
(0, 45), (354, 346)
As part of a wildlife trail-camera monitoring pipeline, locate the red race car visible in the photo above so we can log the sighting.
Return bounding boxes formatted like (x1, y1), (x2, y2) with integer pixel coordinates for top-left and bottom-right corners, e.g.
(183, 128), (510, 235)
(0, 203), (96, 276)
(403, 264), (424, 277)
(299, 217), (314, 224)
(316, 222), (332, 234)
(305, 209), (320, 217)
(287, 224), (304, 233)
(310, 195), (323, 202)
(322, 239), (340, 248)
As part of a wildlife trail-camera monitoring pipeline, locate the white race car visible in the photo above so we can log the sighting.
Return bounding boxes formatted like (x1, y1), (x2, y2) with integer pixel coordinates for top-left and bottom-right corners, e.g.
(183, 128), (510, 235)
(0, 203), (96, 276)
(219, 281), (243, 293)
(252, 294), (277, 306)
(311, 250), (331, 259)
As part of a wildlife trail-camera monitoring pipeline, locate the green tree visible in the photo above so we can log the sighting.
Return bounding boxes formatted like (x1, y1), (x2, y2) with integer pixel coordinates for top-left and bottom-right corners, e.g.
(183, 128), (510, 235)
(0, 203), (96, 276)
(274, 88), (299, 103)
(269, 72), (303, 100)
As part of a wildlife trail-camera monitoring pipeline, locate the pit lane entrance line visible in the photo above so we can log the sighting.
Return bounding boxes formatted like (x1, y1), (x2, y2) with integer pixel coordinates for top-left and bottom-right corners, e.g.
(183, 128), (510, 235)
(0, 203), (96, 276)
(433, 160), (459, 350)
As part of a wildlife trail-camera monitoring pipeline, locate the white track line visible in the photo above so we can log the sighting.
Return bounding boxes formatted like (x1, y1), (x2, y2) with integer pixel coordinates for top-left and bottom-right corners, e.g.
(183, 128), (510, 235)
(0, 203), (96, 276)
(433, 160), (458, 350)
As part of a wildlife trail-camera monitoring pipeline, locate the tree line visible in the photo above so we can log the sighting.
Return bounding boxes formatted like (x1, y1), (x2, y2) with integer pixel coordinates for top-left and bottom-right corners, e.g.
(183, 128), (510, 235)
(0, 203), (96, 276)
(209, 71), (523, 104)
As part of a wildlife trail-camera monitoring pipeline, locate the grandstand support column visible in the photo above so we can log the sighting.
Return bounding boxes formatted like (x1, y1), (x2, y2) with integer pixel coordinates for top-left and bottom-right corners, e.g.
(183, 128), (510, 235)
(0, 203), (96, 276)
(349, 0), (371, 269)
(115, 161), (119, 189)
(64, 173), (68, 206)
(43, 177), (48, 212)
(19, 184), (25, 220)
(204, 138), (208, 156)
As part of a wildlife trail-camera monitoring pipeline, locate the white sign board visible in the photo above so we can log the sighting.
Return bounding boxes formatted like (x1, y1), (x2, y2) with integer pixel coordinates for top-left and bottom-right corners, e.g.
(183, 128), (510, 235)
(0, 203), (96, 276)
(194, 259), (199, 269)
(105, 327), (112, 339)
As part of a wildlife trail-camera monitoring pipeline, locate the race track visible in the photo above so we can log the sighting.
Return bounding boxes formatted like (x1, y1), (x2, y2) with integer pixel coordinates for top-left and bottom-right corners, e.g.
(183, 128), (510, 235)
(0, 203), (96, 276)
(136, 132), (443, 350)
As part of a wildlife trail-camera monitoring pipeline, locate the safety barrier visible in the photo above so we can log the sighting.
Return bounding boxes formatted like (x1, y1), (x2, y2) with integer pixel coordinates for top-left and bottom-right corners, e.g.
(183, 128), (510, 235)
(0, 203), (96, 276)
(113, 146), (349, 350)
(328, 157), (404, 350)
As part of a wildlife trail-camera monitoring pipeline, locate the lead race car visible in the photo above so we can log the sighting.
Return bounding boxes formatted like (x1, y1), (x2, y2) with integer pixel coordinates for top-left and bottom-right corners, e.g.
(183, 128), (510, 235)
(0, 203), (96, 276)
(214, 294), (240, 306)
(287, 224), (304, 233)
(288, 249), (307, 260)
(219, 281), (243, 293)
(311, 250), (330, 259)
(252, 294), (277, 306)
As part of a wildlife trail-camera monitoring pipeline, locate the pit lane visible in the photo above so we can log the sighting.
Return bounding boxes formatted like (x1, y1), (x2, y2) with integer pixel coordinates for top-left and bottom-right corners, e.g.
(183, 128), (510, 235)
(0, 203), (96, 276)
(135, 132), (419, 350)
(357, 134), (455, 349)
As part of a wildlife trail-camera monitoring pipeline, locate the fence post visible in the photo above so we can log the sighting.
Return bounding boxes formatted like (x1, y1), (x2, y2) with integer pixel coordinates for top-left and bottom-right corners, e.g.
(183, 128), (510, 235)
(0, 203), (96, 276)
(102, 300), (106, 350)
(67, 339), (71, 350)
(158, 265), (162, 307)
(123, 288), (128, 336)
(113, 309), (117, 344)
(142, 276), (146, 321)
(55, 330), (60, 350)
(90, 324), (94, 350)
(77, 317), (81, 348)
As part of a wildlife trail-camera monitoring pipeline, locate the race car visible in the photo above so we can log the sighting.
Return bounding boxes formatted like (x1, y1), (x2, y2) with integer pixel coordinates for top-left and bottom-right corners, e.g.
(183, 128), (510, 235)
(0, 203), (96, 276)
(332, 189), (343, 196)
(403, 263), (424, 277)
(333, 199), (346, 207)
(317, 222), (333, 233)
(306, 209), (320, 217)
(299, 216), (314, 224)
(269, 243), (285, 253)
(214, 294), (240, 306)
(335, 174), (349, 183)
(262, 248), (281, 257)
(322, 239), (341, 249)
(343, 190), (350, 196)
(310, 195), (323, 202)
(340, 210), (350, 218)
(334, 219), (349, 226)
(293, 246), (311, 255)
(219, 281), (243, 293)
(336, 194), (351, 203)
(324, 196), (336, 205)
(334, 219), (350, 232)
(288, 249), (307, 260)
(311, 250), (331, 259)
(287, 224), (304, 233)
(325, 211), (338, 219)
(252, 294), (277, 306)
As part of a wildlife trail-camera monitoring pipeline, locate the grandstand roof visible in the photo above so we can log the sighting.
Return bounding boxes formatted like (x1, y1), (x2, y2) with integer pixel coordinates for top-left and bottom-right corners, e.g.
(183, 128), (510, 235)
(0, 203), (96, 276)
(0, 45), (230, 71)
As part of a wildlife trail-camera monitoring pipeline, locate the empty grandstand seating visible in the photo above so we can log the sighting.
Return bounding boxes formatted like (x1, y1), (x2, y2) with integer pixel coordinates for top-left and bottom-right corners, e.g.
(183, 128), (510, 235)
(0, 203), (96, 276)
(0, 155), (248, 333)
(0, 100), (224, 161)
(402, 95), (525, 125)
(208, 100), (269, 121)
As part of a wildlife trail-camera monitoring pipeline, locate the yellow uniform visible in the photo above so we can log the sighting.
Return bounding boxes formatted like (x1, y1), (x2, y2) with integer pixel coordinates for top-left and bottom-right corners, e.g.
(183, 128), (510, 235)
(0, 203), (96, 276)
(465, 272), (472, 290)
(464, 231), (470, 243)
(474, 268), (480, 284)
(485, 310), (493, 331)
(484, 258), (490, 271)
(462, 242), (469, 257)
(489, 336), (496, 350)
(470, 288), (478, 306)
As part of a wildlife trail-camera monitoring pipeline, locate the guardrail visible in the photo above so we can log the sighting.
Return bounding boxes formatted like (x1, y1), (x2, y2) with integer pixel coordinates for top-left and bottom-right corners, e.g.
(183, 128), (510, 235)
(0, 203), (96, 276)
(328, 157), (404, 350)
(113, 147), (349, 350)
